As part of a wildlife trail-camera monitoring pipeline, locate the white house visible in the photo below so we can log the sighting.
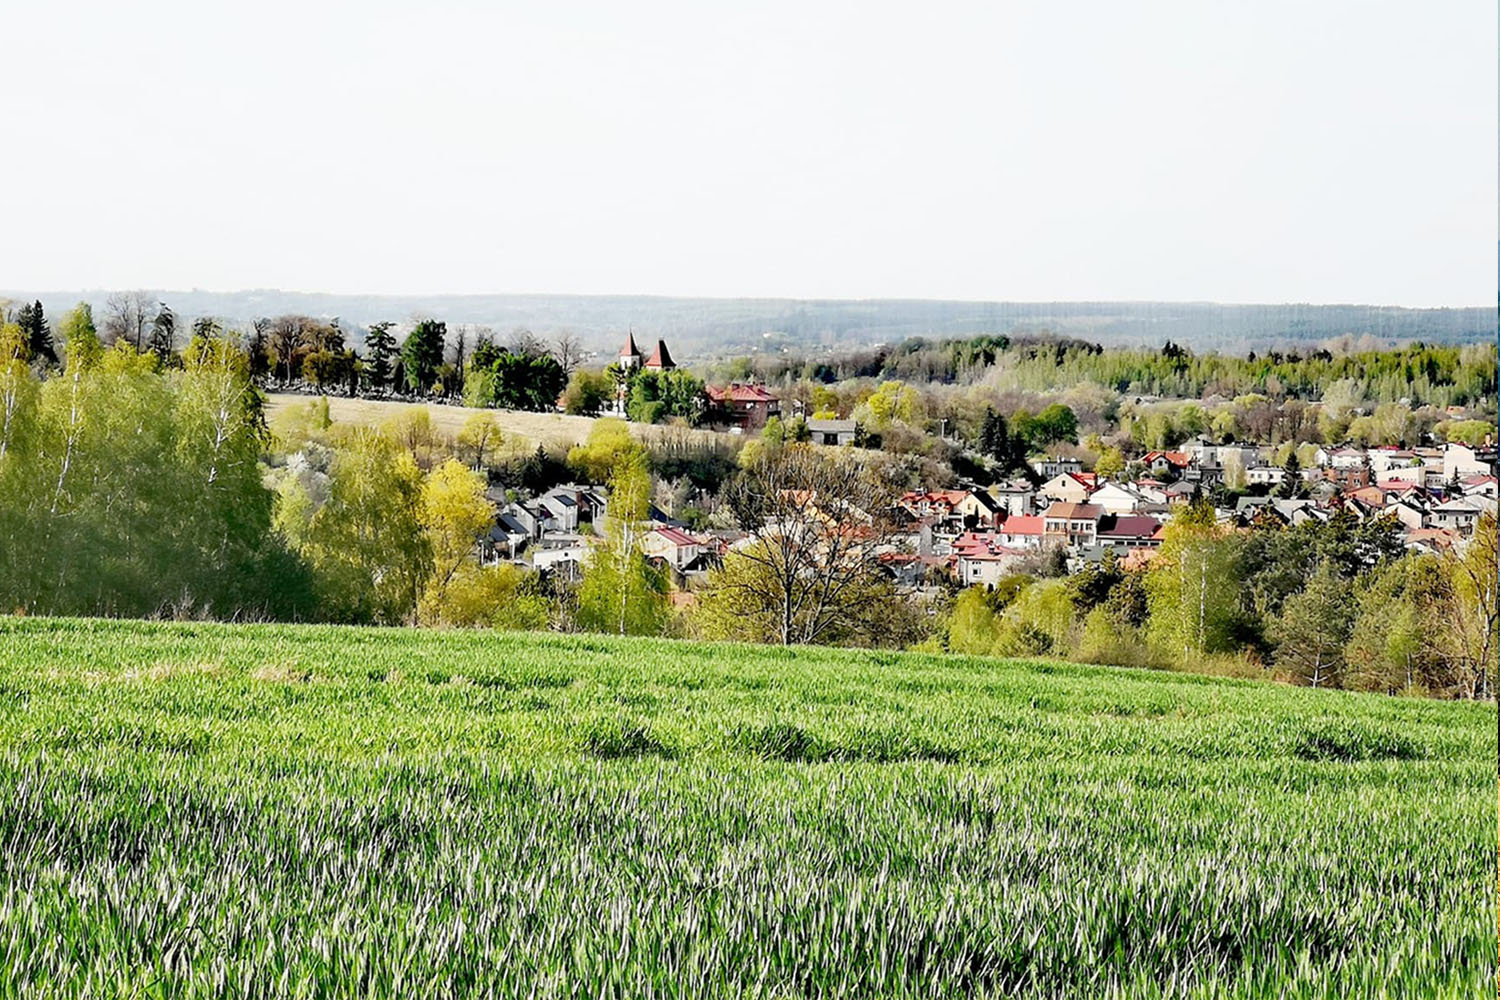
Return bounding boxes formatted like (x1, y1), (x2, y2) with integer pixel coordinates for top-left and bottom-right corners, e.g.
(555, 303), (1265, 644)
(1088, 482), (1142, 516)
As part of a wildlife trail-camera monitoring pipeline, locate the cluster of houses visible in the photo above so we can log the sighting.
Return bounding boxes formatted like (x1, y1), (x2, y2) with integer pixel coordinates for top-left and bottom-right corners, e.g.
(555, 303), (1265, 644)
(476, 437), (1497, 593)
(905, 439), (1499, 589)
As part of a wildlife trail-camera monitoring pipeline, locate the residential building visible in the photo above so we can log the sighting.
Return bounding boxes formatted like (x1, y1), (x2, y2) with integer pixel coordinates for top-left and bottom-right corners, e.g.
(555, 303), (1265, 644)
(951, 531), (1029, 588)
(1042, 502), (1102, 547)
(806, 418), (858, 446)
(705, 383), (781, 430)
(1094, 514), (1163, 550)
(1034, 456), (1083, 479)
(988, 479), (1036, 517)
(1038, 472), (1093, 505)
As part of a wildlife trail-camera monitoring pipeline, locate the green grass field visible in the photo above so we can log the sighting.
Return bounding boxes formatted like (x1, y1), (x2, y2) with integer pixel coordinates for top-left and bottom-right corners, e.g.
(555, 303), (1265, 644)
(0, 618), (1493, 998)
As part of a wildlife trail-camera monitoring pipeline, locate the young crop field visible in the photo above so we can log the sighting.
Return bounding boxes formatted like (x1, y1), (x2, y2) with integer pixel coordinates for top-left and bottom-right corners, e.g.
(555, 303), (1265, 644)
(0, 618), (1493, 998)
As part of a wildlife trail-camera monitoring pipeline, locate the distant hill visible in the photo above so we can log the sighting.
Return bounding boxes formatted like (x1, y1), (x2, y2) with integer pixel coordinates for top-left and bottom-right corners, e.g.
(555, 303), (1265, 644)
(3, 289), (1493, 359)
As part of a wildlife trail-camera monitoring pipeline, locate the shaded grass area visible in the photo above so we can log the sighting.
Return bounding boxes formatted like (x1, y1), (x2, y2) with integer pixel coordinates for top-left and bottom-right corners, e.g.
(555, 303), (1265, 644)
(0, 617), (1493, 998)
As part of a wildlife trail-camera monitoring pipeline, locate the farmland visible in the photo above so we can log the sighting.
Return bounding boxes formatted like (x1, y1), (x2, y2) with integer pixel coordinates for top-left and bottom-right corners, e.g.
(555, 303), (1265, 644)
(0, 618), (1493, 998)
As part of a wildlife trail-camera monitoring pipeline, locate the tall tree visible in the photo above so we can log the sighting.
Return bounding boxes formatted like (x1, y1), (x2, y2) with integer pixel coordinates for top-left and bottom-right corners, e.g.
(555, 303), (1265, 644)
(364, 321), (398, 393)
(417, 460), (495, 624)
(57, 303), (102, 373)
(16, 301), (56, 366)
(148, 303), (177, 366)
(716, 445), (898, 645)
(103, 292), (151, 350)
(1272, 561), (1355, 688)
(576, 454), (669, 636)
(401, 319), (446, 394)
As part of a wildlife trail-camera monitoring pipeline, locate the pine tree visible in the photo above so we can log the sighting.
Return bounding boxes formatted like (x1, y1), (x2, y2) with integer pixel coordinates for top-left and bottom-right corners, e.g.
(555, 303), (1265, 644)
(16, 300), (56, 366)
(1272, 560), (1355, 688)
(365, 321), (397, 393)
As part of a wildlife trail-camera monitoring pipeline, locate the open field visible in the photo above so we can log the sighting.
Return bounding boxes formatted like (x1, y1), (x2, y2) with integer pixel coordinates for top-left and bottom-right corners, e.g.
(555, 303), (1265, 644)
(263, 392), (731, 454)
(0, 618), (1493, 998)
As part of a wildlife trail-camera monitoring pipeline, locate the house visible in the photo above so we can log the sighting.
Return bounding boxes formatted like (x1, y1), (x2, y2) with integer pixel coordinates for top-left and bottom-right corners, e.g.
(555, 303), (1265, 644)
(1315, 446), (1367, 469)
(1245, 465), (1285, 487)
(898, 489), (1001, 532)
(1034, 456), (1083, 479)
(536, 491), (580, 533)
(1141, 451), (1191, 477)
(1430, 496), (1494, 536)
(638, 525), (704, 571)
(705, 383), (781, 430)
(951, 532), (1029, 588)
(1089, 482), (1143, 516)
(531, 536), (590, 579)
(1384, 499), (1428, 532)
(1377, 464), (1425, 487)
(482, 513), (531, 563)
(1095, 514), (1162, 550)
(1039, 472), (1094, 505)
(806, 417), (858, 446)
(1404, 527), (1460, 554)
(1461, 475), (1498, 499)
(1368, 448), (1419, 476)
(1042, 502), (1102, 547)
(988, 479), (1036, 517)
(1442, 442), (1492, 482)
(993, 514), (1046, 550)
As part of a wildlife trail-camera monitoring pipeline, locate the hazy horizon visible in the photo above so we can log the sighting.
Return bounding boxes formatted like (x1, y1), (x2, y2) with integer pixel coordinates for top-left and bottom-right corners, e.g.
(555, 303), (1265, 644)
(5, 1), (1496, 307)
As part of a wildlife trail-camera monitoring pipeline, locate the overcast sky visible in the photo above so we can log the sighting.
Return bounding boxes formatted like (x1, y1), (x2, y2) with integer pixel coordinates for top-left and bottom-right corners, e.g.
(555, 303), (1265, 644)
(3, 1), (1495, 306)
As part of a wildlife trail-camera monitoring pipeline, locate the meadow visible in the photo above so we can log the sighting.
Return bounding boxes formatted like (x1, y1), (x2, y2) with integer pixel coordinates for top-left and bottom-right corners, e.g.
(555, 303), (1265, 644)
(262, 392), (727, 454)
(0, 617), (1493, 998)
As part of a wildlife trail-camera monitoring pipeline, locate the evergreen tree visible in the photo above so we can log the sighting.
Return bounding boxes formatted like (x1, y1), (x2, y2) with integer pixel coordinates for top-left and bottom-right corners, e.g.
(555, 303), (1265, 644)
(148, 303), (177, 366)
(1277, 449), (1304, 498)
(365, 321), (397, 393)
(16, 300), (56, 366)
(1272, 560), (1355, 688)
(401, 320), (446, 394)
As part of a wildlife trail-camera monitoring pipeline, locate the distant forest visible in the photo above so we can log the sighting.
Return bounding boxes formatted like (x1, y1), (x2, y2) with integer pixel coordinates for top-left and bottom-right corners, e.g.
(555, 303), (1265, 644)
(4, 290), (1493, 359)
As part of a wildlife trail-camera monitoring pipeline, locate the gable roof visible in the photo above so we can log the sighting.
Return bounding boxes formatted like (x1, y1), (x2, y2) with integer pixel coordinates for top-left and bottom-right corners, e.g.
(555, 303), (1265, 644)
(620, 331), (641, 359)
(707, 383), (778, 403)
(951, 531), (1028, 561)
(1098, 514), (1161, 539)
(1044, 502), (1103, 521)
(997, 514), (1044, 536)
(652, 525), (700, 547)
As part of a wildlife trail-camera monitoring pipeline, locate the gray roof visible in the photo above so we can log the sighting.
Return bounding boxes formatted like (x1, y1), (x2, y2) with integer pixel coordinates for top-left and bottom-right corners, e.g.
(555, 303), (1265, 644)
(807, 418), (857, 433)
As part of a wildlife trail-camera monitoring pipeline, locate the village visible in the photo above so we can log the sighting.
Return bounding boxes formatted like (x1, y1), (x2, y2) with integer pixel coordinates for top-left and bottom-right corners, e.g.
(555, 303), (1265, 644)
(478, 335), (1500, 597)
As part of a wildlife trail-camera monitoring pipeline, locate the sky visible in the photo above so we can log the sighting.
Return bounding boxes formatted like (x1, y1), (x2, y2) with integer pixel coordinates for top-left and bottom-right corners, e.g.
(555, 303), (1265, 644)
(2, 1), (1495, 306)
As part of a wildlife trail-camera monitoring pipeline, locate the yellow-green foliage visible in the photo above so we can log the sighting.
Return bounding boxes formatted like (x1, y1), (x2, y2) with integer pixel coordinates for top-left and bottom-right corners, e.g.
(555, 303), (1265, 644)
(0, 617), (1492, 997)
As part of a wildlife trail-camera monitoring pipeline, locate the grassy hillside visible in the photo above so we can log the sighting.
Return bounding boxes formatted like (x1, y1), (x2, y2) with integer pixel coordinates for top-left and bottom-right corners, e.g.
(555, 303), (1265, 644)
(0, 618), (1492, 998)
(263, 392), (727, 454)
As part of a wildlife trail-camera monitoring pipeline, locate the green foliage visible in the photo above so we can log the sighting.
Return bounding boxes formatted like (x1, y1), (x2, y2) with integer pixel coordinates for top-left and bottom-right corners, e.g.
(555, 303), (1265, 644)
(560, 369), (614, 415)
(0, 616), (1489, 997)
(626, 368), (705, 424)
(401, 319), (447, 394)
(58, 303), (101, 373)
(0, 337), (305, 619)
(575, 457), (669, 636)
(465, 351), (568, 411)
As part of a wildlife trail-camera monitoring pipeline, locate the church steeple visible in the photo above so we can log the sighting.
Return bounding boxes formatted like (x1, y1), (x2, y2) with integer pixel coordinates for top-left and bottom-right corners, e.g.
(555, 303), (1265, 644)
(619, 329), (643, 369)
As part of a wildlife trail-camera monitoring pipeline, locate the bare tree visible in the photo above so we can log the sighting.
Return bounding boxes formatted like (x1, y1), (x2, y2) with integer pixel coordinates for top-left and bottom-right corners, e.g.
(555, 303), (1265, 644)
(509, 328), (547, 359)
(720, 445), (901, 645)
(103, 292), (151, 350)
(552, 332), (583, 374)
